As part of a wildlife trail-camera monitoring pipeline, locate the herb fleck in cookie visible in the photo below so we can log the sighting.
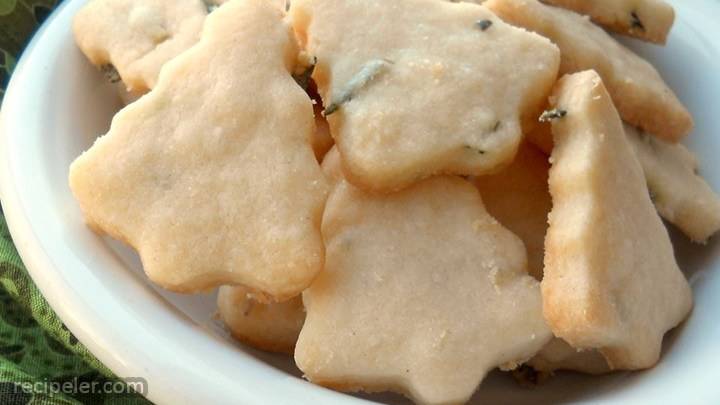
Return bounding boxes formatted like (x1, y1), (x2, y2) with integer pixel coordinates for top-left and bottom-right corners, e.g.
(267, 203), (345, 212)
(541, 0), (675, 44)
(290, 0), (560, 192)
(69, 0), (328, 300)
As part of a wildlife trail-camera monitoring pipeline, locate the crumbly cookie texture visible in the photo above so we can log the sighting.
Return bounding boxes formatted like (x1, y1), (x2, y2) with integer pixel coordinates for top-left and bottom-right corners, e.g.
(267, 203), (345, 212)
(542, 70), (692, 370)
(541, 0), (675, 44)
(73, 0), (207, 92)
(625, 124), (720, 243)
(290, 0), (560, 192)
(295, 174), (551, 405)
(528, 338), (610, 375)
(69, 0), (328, 300)
(474, 142), (551, 281)
(218, 286), (305, 354)
(486, 0), (692, 142)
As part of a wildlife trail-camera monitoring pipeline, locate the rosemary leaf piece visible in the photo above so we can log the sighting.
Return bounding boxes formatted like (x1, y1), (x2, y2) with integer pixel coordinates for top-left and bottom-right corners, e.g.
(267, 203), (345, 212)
(511, 365), (550, 387)
(464, 145), (486, 155)
(630, 11), (645, 31)
(203, 0), (219, 13)
(324, 59), (393, 116)
(100, 64), (121, 84)
(539, 108), (567, 123)
(476, 19), (493, 31)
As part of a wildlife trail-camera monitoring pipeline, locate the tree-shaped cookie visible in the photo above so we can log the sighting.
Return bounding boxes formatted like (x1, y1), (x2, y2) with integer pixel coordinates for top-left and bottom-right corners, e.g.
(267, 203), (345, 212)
(290, 0), (560, 192)
(542, 70), (692, 369)
(70, 0), (328, 300)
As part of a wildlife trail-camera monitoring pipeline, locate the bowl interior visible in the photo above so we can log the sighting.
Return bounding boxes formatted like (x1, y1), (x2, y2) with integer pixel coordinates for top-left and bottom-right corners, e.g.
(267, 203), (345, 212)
(2, 0), (719, 403)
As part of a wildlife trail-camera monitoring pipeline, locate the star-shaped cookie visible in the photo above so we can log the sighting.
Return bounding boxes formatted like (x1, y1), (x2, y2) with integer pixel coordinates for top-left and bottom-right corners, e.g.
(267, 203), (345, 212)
(290, 0), (560, 191)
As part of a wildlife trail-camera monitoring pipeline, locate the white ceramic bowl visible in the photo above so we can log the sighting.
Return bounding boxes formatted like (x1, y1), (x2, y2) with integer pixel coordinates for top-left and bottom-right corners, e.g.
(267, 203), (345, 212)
(1, 0), (719, 403)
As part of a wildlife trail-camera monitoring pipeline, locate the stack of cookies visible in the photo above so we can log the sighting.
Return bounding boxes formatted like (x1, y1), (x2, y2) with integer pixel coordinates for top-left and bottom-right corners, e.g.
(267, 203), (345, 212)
(69, 1), (716, 403)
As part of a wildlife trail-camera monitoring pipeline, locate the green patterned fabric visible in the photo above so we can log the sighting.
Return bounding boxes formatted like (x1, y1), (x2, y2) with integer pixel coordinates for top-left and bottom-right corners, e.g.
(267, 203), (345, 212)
(0, 1), (151, 404)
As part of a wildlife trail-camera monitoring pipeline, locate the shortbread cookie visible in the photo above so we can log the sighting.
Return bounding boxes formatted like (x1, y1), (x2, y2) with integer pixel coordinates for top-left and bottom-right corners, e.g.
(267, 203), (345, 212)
(625, 124), (720, 243)
(290, 0), (560, 191)
(541, 0), (675, 44)
(69, 0), (328, 299)
(474, 143), (551, 280)
(218, 286), (305, 354)
(542, 70), (692, 369)
(73, 0), (207, 92)
(486, 0), (692, 142)
(528, 338), (610, 375)
(295, 175), (551, 405)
